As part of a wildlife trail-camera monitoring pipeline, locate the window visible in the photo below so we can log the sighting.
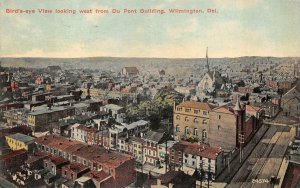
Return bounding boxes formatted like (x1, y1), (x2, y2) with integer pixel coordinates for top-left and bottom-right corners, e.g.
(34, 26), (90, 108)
(185, 127), (190, 135)
(202, 119), (207, 125)
(202, 129), (207, 139)
(194, 110), (199, 114)
(218, 125), (221, 130)
(176, 125), (180, 132)
(176, 107), (182, 111)
(203, 111), (208, 115)
(194, 128), (198, 136)
(176, 115), (180, 120)
(64, 170), (67, 175)
(194, 118), (199, 123)
(208, 159), (211, 163)
(45, 162), (48, 167)
(192, 161), (195, 166)
(185, 117), (189, 122)
(218, 115), (221, 119)
(171, 156), (174, 160)
(185, 108), (191, 112)
(185, 159), (187, 163)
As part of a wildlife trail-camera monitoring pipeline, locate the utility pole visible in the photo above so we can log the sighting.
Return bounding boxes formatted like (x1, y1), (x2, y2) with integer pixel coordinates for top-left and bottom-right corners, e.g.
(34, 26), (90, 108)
(207, 163), (211, 188)
(239, 133), (244, 163)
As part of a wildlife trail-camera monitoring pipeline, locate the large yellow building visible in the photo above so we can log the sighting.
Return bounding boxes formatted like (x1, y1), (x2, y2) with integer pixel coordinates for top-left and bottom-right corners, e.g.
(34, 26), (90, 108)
(5, 133), (35, 152)
(173, 100), (215, 143)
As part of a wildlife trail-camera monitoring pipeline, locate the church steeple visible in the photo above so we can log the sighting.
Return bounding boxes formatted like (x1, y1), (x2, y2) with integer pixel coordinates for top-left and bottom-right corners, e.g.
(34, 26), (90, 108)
(206, 47), (210, 72)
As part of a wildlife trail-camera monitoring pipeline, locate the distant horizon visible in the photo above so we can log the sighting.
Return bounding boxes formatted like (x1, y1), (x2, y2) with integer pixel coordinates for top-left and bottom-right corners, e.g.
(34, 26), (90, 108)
(1, 0), (300, 58)
(1, 55), (300, 59)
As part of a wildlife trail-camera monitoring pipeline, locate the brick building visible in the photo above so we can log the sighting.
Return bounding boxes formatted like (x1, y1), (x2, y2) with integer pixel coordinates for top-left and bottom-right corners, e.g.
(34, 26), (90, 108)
(208, 97), (263, 152)
(169, 141), (224, 179)
(35, 135), (135, 187)
(0, 149), (28, 173)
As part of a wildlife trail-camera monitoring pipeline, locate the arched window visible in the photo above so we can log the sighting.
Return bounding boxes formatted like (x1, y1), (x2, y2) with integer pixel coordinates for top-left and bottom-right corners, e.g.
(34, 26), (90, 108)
(176, 115), (180, 120)
(185, 117), (189, 122)
(185, 127), (190, 135)
(176, 125), (180, 132)
(194, 128), (198, 136)
(202, 119), (207, 125)
(194, 118), (199, 123)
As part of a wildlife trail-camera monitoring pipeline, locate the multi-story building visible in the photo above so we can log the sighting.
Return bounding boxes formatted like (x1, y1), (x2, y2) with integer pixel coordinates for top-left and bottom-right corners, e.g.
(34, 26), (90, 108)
(3, 108), (30, 126)
(157, 141), (177, 165)
(71, 123), (100, 145)
(143, 131), (165, 166)
(101, 104), (125, 123)
(0, 149), (28, 173)
(27, 106), (75, 132)
(208, 97), (263, 152)
(5, 133), (35, 152)
(173, 100), (215, 142)
(169, 141), (224, 179)
(35, 135), (135, 187)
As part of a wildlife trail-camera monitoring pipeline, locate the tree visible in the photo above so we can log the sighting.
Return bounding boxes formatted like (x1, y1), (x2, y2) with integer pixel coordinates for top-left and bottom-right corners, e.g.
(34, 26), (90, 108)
(253, 87), (261, 93)
(237, 80), (246, 87)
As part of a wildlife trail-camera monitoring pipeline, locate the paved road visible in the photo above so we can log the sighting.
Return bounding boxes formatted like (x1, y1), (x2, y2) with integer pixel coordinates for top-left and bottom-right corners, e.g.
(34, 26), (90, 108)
(0, 175), (18, 188)
(227, 125), (294, 188)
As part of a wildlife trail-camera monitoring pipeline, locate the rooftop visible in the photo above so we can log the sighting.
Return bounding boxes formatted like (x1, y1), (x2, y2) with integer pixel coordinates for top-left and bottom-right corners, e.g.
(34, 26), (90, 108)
(171, 141), (223, 160)
(177, 101), (215, 111)
(6, 133), (35, 144)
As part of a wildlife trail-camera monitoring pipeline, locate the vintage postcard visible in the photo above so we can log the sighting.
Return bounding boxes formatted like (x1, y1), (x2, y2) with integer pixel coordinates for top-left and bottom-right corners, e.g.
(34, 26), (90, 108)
(0, 0), (299, 187)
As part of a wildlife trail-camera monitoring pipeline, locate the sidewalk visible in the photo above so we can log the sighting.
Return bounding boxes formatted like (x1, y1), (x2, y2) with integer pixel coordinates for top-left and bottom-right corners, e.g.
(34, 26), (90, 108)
(216, 124), (269, 182)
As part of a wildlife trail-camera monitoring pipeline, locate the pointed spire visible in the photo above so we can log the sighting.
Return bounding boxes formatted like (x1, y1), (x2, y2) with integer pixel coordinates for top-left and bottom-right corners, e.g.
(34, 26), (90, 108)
(234, 95), (241, 111)
(206, 47), (210, 73)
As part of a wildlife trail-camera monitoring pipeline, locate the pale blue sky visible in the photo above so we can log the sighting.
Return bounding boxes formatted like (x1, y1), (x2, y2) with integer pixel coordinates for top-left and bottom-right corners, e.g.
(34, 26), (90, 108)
(0, 0), (299, 58)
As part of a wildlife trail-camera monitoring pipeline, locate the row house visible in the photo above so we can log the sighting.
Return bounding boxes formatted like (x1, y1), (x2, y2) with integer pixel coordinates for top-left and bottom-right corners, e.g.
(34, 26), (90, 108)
(169, 141), (224, 179)
(116, 136), (146, 163)
(143, 131), (165, 166)
(71, 124), (100, 145)
(35, 135), (135, 187)
(173, 100), (215, 143)
(123, 120), (150, 136)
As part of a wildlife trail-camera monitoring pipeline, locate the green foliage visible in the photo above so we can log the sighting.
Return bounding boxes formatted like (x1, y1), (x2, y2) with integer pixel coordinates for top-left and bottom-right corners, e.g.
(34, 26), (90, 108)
(125, 89), (184, 129)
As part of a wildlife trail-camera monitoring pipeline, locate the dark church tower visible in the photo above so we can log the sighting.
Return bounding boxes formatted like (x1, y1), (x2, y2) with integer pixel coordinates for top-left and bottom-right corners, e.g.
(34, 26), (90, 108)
(206, 47), (210, 73)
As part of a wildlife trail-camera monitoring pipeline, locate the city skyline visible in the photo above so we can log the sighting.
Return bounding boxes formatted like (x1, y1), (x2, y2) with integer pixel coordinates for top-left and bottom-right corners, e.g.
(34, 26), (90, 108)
(1, 0), (300, 58)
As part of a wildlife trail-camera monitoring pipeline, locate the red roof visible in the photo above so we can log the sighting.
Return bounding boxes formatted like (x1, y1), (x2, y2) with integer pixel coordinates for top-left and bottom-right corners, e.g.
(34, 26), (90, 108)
(46, 155), (68, 166)
(171, 141), (223, 160)
(63, 162), (89, 173)
(85, 170), (111, 182)
(0, 149), (27, 160)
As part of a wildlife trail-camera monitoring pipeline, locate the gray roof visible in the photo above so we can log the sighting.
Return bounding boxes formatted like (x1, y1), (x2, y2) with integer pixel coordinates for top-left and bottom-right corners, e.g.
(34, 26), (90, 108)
(7, 133), (34, 144)
(104, 104), (123, 111)
(125, 120), (149, 130)
(143, 131), (164, 143)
